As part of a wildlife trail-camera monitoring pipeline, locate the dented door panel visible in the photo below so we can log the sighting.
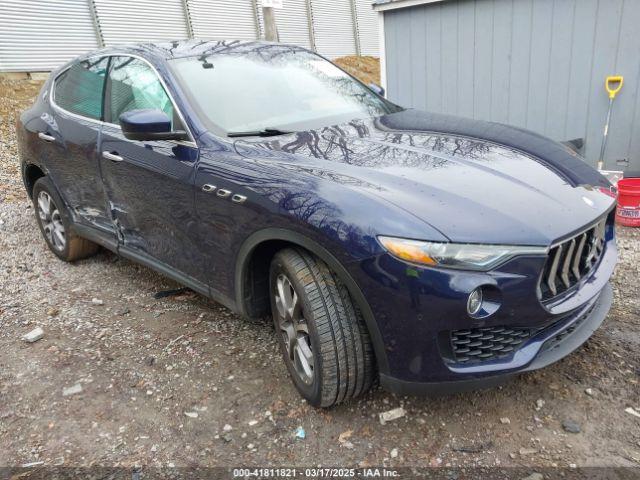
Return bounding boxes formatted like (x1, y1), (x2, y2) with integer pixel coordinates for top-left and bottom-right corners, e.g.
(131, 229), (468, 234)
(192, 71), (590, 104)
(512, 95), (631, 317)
(99, 124), (206, 283)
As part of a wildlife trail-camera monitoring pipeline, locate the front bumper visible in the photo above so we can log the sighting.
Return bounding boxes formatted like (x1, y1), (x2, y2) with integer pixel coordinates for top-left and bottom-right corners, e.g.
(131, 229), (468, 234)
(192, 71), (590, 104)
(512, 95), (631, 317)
(379, 282), (613, 395)
(350, 218), (617, 392)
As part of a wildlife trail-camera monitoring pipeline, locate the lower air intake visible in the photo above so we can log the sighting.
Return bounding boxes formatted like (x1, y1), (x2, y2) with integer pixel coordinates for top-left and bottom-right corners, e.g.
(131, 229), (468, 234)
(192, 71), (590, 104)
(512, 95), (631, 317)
(450, 326), (533, 363)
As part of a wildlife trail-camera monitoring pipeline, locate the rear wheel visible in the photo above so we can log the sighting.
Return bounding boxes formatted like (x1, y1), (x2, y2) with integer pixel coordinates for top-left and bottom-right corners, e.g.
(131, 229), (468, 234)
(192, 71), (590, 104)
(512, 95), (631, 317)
(32, 177), (99, 262)
(270, 248), (375, 407)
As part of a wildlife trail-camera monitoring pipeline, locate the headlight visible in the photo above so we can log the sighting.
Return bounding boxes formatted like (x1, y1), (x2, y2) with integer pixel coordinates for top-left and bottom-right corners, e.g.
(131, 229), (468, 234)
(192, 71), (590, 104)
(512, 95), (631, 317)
(378, 236), (547, 271)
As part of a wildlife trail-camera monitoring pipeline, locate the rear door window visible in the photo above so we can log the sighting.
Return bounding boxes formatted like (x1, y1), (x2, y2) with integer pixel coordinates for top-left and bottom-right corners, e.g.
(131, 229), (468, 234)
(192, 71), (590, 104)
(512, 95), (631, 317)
(106, 56), (176, 127)
(53, 57), (109, 120)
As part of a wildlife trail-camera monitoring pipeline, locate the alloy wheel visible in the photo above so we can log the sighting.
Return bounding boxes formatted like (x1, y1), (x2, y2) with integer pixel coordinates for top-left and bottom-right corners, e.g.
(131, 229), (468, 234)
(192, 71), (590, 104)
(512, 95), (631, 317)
(274, 274), (314, 385)
(37, 191), (66, 252)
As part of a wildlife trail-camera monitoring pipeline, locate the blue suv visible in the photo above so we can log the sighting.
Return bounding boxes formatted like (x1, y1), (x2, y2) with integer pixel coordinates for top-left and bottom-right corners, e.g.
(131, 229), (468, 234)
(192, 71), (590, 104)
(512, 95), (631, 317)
(17, 40), (617, 407)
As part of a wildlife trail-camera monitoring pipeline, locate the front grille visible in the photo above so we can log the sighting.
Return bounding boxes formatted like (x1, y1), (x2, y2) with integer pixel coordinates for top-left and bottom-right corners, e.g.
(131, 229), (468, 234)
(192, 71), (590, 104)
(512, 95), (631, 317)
(539, 218), (607, 301)
(450, 326), (533, 363)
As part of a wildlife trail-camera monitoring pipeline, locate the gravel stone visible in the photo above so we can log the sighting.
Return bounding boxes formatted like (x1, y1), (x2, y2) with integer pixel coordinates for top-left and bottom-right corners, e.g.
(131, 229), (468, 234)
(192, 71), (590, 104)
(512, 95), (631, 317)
(22, 327), (44, 343)
(521, 473), (544, 480)
(62, 384), (83, 397)
(379, 407), (406, 425)
(562, 420), (581, 434)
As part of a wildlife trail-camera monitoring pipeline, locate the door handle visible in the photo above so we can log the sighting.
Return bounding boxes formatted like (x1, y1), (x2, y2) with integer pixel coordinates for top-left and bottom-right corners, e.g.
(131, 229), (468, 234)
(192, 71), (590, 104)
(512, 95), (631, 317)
(38, 132), (55, 143)
(102, 151), (124, 162)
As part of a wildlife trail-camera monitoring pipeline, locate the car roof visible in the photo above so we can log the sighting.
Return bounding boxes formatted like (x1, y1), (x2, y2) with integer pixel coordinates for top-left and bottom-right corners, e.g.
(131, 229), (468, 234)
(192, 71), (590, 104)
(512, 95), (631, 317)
(86, 39), (307, 63)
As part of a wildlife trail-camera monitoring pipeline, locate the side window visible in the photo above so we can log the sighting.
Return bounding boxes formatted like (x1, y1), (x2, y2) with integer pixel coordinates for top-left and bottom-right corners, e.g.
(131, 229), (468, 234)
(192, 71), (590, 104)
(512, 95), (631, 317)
(54, 57), (109, 120)
(107, 56), (176, 127)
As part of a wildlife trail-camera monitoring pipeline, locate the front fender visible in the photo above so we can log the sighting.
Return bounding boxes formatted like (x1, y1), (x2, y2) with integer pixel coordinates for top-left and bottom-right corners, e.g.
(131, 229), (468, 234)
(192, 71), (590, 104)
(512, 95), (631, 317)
(234, 227), (391, 374)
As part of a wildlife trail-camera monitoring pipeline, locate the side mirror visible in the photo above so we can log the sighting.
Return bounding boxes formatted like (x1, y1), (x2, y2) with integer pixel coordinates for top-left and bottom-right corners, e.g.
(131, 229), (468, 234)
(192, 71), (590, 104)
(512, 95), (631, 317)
(119, 109), (188, 141)
(368, 83), (385, 97)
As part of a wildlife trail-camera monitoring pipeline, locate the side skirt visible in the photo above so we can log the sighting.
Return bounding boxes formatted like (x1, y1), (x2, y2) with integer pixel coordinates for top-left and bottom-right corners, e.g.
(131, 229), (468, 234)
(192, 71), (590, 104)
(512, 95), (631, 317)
(73, 223), (118, 252)
(74, 223), (237, 313)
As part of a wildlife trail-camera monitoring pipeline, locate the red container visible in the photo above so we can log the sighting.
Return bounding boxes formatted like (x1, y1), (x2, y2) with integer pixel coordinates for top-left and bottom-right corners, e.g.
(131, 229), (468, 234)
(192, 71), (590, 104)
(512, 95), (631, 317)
(616, 177), (640, 227)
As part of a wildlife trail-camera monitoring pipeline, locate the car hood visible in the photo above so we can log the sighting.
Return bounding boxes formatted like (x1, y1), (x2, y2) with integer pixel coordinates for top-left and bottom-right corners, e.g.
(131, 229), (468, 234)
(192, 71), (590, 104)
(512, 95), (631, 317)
(234, 110), (615, 246)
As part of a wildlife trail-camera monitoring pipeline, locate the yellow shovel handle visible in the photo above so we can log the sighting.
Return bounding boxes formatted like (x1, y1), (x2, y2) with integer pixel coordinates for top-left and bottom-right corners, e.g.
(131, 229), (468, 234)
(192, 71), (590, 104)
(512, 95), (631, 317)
(606, 76), (624, 99)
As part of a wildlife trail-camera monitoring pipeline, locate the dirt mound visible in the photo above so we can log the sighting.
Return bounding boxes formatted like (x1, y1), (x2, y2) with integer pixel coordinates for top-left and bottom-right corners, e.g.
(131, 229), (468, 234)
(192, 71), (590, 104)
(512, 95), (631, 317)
(334, 56), (380, 86)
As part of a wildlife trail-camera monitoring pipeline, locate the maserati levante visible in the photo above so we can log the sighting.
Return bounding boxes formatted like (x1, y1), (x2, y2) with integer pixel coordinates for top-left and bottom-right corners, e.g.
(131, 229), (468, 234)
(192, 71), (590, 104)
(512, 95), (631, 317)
(17, 40), (617, 407)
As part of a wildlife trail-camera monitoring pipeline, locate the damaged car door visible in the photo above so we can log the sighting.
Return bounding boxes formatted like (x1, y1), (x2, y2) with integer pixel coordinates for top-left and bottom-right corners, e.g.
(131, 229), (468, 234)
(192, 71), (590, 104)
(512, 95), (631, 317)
(47, 56), (115, 234)
(99, 56), (207, 289)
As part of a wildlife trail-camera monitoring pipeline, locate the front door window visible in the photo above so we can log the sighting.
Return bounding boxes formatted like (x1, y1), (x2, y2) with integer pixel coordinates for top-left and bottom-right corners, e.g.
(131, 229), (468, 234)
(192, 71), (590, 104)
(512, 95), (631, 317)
(106, 56), (175, 127)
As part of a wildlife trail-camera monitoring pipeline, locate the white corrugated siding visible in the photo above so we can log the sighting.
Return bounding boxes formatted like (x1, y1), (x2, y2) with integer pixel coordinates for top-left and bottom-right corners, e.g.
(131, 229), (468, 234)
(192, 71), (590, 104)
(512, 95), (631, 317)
(0, 0), (100, 72)
(0, 0), (379, 72)
(93, 0), (189, 45)
(188, 0), (258, 40)
(355, 0), (378, 56)
(310, 0), (356, 58)
(273, 0), (313, 49)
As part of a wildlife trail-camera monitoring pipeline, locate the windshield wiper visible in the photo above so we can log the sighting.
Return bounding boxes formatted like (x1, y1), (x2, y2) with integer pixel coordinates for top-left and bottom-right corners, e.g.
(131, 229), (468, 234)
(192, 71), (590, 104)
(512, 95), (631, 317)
(227, 128), (294, 138)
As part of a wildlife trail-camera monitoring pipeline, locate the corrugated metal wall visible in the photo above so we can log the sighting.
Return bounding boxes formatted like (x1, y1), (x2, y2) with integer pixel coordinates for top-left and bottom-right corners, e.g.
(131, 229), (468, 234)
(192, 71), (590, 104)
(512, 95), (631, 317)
(272, 0), (314, 49)
(311, 0), (358, 57)
(260, 0), (379, 55)
(0, 0), (100, 72)
(354, 0), (379, 56)
(93, 0), (190, 45)
(383, 0), (640, 170)
(0, 0), (379, 72)
(188, 0), (259, 40)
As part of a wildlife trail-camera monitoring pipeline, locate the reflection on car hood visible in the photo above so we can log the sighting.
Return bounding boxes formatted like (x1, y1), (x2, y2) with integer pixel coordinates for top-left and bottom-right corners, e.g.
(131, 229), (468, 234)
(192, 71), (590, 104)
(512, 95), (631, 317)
(235, 110), (616, 246)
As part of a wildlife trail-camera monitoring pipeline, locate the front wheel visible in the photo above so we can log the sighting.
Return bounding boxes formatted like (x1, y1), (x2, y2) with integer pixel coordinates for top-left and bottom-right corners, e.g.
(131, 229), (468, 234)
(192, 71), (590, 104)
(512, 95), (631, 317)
(270, 248), (375, 407)
(32, 177), (99, 262)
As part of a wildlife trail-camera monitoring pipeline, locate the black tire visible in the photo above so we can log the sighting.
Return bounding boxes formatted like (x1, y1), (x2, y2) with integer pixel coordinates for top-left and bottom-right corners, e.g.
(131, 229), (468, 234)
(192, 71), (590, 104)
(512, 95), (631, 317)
(32, 177), (99, 262)
(269, 248), (375, 407)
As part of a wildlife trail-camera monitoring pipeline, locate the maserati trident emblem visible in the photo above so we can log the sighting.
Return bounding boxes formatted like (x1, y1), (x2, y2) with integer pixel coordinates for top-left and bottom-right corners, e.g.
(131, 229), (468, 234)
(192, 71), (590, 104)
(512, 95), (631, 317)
(582, 196), (595, 208)
(584, 220), (606, 268)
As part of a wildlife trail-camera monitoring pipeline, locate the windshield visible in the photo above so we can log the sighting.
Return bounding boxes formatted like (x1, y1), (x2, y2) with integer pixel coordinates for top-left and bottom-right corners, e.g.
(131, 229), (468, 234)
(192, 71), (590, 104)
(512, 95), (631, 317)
(169, 47), (397, 135)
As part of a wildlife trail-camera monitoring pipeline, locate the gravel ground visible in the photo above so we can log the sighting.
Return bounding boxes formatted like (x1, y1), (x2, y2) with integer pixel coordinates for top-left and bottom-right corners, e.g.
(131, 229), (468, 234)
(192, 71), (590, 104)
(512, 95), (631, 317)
(1, 77), (639, 472)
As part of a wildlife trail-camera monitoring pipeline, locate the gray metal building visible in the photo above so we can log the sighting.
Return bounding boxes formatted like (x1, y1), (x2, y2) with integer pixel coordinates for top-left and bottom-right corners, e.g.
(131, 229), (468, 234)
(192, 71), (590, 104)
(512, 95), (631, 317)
(0, 0), (379, 72)
(374, 0), (640, 170)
